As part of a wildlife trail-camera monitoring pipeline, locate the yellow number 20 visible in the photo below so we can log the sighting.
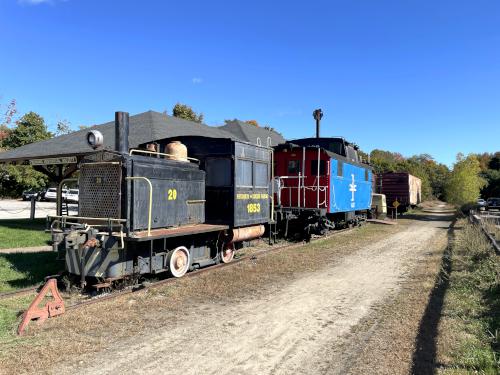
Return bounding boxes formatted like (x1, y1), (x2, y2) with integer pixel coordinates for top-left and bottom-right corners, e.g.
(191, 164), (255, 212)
(168, 188), (177, 200)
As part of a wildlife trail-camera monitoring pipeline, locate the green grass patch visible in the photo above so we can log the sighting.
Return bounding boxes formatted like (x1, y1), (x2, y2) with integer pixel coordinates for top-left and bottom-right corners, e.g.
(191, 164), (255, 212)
(440, 222), (500, 374)
(0, 252), (62, 293)
(0, 251), (63, 340)
(0, 219), (50, 249)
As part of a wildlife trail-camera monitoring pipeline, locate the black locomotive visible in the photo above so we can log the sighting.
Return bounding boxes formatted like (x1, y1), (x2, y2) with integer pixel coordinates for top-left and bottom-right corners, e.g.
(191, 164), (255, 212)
(51, 112), (271, 288)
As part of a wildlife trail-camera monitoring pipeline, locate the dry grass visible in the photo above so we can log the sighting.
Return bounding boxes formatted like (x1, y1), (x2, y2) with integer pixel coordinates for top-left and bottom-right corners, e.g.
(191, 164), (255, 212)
(482, 217), (500, 241)
(436, 220), (500, 374)
(343, 230), (450, 374)
(0, 222), (406, 374)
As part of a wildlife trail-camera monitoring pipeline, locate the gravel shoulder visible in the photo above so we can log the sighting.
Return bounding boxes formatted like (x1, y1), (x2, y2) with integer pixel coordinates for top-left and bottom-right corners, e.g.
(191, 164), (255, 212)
(55, 211), (452, 375)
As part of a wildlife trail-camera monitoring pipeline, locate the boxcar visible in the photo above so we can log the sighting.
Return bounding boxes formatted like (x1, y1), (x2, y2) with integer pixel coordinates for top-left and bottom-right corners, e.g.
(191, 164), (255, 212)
(376, 172), (422, 211)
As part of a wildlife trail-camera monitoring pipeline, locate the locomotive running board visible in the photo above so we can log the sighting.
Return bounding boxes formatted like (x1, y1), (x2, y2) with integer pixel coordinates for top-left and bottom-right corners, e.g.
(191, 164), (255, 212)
(17, 279), (65, 335)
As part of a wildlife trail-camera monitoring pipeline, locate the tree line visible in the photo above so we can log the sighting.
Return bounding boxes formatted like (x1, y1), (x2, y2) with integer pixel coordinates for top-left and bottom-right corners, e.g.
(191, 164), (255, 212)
(368, 148), (499, 207)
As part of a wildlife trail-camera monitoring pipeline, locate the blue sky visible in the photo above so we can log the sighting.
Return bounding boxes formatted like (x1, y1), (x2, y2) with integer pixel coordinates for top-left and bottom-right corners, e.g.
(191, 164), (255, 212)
(0, 0), (499, 166)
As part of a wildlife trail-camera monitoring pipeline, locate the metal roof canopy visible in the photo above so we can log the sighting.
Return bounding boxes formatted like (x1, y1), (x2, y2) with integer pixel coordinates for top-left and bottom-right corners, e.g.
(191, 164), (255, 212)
(0, 110), (239, 166)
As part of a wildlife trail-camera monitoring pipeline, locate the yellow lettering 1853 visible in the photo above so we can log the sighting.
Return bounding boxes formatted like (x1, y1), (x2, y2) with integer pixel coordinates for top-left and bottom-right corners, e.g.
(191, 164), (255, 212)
(168, 188), (177, 200)
(247, 203), (260, 213)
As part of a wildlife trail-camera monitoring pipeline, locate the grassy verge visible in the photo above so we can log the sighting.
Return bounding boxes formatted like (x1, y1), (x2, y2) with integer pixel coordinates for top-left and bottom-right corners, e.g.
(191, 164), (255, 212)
(437, 221), (500, 373)
(0, 219), (50, 249)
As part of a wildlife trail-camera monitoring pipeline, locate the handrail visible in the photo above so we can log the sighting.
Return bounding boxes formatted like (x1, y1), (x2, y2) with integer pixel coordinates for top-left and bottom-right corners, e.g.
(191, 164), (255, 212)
(271, 149), (274, 222)
(126, 176), (153, 236)
(48, 215), (126, 222)
(57, 178), (78, 216)
(129, 149), (199, 163)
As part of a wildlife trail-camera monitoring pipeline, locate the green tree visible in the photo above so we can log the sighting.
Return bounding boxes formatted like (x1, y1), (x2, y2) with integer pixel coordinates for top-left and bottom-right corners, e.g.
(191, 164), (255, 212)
(172, 103), (204, 123)
(3, 111), (52, 149)
(489, 152), (500, 170)
(0, 111), (52, 196)
(445, 153), (487, 206)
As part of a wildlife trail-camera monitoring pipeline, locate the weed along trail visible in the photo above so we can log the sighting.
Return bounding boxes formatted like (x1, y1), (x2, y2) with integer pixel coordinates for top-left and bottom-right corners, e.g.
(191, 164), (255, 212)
(55, 210), (452, 375)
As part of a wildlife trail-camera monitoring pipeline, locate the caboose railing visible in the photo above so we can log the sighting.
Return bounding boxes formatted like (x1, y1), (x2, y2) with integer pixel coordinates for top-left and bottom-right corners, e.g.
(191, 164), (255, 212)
(276, 175), (328, 209)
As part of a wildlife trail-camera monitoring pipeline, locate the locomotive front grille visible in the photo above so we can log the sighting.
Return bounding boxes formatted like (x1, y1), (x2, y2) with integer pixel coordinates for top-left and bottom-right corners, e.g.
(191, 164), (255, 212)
(79, 162), (122, 218)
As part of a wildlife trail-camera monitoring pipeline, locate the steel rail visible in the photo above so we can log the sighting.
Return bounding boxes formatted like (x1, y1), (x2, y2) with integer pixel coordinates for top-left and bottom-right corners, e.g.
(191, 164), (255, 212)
(0, 287), (37, 301)
(2, 227), (357, 310)
(64, 226), (357, 311)
(468, 210), (500, 255)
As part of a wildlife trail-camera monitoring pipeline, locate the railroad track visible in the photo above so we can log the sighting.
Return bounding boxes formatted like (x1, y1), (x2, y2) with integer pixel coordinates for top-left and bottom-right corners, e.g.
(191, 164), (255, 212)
(0, 226), (356, 308)
(469, 210), (500, 254)
(0, 286), (37, 301)
(67, 226), (356, 311)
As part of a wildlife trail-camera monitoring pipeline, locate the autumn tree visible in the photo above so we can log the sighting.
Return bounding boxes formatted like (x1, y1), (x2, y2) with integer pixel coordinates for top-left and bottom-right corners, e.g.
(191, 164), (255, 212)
(245, 120), (259, 127)
(172, 103), (204, 123)
(56, 119), (72, 135)
(369, 149), (450, 200)
(445, 154), (486, 206)
(0, 99), (17, 149)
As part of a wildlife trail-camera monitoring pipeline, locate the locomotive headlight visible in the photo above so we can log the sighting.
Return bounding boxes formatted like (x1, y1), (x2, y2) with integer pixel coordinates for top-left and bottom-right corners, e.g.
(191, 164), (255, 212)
(86, 130), (104, 149)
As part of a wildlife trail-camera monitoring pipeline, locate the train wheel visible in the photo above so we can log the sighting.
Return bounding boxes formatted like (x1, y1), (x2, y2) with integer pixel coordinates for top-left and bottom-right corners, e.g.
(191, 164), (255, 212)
(168, 246), (190, 277)
(220, 243), (235, 263)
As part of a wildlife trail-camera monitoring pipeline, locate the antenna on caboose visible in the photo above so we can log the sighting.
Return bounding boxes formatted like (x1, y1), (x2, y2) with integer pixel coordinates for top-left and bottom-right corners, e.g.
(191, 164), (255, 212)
(312, 108), (323, 138)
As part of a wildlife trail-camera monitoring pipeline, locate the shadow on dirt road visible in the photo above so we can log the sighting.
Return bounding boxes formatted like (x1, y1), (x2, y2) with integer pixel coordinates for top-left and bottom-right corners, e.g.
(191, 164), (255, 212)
(410, 221), (456, 374)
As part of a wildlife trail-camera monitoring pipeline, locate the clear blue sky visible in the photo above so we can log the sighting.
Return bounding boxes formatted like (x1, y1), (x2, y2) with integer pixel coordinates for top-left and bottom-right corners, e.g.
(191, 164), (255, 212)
(1, 0), (499, 166)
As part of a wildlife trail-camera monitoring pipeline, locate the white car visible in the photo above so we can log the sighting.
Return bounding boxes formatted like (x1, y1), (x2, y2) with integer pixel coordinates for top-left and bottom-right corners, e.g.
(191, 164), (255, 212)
(477, 199), (486, 207)
(44, 188), (68, 202)
(66, 189), (79, 203)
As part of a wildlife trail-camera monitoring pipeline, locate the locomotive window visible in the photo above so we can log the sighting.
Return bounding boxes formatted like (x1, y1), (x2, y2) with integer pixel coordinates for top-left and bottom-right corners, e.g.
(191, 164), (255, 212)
(236, 159), (253, 187)
(337, 161), (343, 177)
(310, 160), (326, 176)
(365, 169), (369, 181)
(206, 158), (231, 186)
(287, 160), (300, 174)
(255, 162), (268, 187)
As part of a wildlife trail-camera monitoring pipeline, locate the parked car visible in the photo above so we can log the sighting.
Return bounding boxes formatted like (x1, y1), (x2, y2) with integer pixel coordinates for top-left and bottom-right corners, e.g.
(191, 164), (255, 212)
(44, 188), (69, 202)
(21, 190), (41, 201)
(66, 189), (79, 203)
(486, 197), (500, 211)
(477, 199), (486, 207)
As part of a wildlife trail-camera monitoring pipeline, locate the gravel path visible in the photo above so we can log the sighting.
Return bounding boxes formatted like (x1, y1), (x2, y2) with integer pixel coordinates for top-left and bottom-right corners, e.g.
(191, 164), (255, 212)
(59, 210), (451, 375)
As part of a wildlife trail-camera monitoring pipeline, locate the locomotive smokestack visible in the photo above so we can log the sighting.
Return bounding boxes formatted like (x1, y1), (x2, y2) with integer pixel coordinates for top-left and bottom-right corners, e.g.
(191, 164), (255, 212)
(312, 108), (323, 138)
(115, 111), (129, 153)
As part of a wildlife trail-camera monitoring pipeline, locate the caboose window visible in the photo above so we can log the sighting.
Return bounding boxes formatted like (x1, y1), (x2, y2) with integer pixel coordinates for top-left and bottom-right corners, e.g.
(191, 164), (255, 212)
(236, 159), (253, 187)
(365, 169), (369, 181)
(255, 162), (268, 187)
(310, 160), (326, 176)
(338, 161), (343, 177)
(287, 160), (300, 174)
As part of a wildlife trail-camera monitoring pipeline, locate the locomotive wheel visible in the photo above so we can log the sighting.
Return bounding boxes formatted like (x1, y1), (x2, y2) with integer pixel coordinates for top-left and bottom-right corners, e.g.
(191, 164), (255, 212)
(168, 246), (190, 278)
(220, 243), (235, 264)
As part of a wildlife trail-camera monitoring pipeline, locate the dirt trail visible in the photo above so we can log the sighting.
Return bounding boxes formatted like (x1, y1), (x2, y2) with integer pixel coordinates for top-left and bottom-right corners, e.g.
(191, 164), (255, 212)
(58, 212), (451, 375)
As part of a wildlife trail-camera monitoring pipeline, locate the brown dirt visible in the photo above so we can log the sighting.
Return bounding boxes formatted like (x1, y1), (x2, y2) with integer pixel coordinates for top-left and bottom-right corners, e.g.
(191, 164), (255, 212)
(0, 205), (453, 374)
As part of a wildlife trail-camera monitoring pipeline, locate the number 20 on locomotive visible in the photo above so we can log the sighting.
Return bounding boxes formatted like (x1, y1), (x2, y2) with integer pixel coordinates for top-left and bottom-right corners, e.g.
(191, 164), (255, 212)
(167, 188), (177, 200)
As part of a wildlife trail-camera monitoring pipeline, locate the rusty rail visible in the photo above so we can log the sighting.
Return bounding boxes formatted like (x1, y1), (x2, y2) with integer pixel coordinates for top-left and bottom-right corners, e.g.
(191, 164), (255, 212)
(469, 210), (500, 255)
